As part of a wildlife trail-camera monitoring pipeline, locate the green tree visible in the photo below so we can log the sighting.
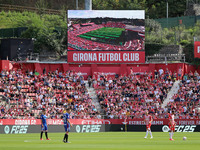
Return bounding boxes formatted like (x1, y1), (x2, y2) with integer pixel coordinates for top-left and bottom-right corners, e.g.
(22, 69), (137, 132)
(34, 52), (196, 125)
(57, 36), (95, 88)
(0, 11), (67, 56)
(93, 0), (145, 10)
(93, 0), (188, 19)
(35, 0), (49, 16)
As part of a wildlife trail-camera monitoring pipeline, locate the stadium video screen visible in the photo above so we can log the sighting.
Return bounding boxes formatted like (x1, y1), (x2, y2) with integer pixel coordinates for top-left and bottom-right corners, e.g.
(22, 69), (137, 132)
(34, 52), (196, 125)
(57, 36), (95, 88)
(68, 10), (145, 51)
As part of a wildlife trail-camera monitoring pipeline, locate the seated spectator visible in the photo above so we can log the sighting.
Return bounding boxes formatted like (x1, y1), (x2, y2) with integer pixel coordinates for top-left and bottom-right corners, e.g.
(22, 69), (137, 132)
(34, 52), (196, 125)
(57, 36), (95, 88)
(0, 69), (98, 119)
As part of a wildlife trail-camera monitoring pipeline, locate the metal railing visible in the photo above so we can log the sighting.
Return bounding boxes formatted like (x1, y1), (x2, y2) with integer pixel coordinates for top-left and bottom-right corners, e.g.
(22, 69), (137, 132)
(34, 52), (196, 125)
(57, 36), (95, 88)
(20, 53), (62, 62)
(146, 54), (185, 63)
(0, 95), (10, 109)
(0, 4), (61, 15)
(0, 114), (167, 120)
(1, 111), (200, 119)
(28, 53), (39, 61)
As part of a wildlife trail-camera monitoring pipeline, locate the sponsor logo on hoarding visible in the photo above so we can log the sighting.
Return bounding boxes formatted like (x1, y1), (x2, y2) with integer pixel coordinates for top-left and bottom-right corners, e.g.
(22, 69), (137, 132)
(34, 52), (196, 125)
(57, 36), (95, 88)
(76, 125), (81, 133)
(162, 125), (196, 132)
(162, 125), (170, 132)
(4, 125), (28, 134)
(178, 120), (196, 125)
(47, 119), (63, 125)
(15, 120), (36, 125)
(99, 73), (116, 76)
(128, 120), (163, 125)
(122, 121), (128, 125)
(194, 41), (200, 58)
(81, 120), (110, 125)
(4, 126), (10, 134)
(1, 119), (200, 126)
(76, 125), (101, 133)
(175, 125), (196, 132)
(77, 72), (88, 76)
(196, 120), (200, 125)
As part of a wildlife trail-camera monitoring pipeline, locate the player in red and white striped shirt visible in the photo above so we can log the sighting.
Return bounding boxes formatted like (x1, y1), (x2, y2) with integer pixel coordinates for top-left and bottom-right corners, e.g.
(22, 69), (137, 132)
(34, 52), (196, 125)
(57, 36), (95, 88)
(144, 110), (153, 139)
(168, 110), (176, 141)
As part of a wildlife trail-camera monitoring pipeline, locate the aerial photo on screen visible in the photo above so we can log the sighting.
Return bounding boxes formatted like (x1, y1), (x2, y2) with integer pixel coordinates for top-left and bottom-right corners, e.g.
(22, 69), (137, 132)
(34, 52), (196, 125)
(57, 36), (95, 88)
(68, 10), (145, 51)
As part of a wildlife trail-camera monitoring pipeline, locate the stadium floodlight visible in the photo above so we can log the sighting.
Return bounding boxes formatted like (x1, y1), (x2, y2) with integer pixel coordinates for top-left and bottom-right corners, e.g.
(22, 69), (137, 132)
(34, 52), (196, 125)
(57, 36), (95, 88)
(85, 0), (92, 10)
(76, 0), (78, 10)
(76, 0), (91, 10)
(166, 0), (168, 18)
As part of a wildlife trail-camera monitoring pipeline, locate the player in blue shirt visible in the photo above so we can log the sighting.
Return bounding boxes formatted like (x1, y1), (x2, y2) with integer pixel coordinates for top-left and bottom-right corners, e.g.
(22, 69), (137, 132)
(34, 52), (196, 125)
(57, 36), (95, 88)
(40, 110), (50, 140)
(63, 108), (72, 143)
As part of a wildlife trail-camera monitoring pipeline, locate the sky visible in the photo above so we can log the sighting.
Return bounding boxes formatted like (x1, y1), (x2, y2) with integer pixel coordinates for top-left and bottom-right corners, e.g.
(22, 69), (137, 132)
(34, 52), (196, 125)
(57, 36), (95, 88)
(68, 10), (145, 19)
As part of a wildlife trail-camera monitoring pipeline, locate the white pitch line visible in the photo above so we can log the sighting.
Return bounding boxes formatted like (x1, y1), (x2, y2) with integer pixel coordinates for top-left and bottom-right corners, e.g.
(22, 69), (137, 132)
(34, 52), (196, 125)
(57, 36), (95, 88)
(24, 139), (62, 142)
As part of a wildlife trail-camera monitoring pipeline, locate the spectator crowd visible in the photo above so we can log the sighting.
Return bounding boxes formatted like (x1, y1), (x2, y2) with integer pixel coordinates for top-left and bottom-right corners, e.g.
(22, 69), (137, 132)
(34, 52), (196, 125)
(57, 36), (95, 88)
(0, 68), (200, 120)
(93, 70), (174, 119)
(0, 69), (99, 119)
(166, 71), (200, 119)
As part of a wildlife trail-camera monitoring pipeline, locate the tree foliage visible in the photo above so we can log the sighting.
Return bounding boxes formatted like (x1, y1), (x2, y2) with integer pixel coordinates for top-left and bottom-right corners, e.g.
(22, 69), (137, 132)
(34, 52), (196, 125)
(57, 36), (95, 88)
(0, 0), (85, 10)
(146, 19), (200, 64)
(93, 0), (145, 10)
(0, 11), (67, 56)
(0, 0), (195, 20)
(0, 0), (195, 19)
(146, 19), (200, 45)
(1, 0), (200, 63)
(93, 0), (190, 19)
(35, 0), (49, 15)
(145, 0), (187, 19)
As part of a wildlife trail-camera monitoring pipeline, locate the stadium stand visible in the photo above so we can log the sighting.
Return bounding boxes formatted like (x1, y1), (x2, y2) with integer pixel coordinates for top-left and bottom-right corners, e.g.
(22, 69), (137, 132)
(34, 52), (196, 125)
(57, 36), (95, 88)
(0, 70), (99, 119)
(93, 70), (175, 119)
(103, 22), (126, 28)
(165, 71), (200, 119)
(0, 67), (200, 119)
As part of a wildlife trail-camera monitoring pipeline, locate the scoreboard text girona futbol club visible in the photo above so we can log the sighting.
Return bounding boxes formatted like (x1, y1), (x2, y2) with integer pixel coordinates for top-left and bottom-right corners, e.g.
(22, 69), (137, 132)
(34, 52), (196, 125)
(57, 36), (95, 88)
(67, 10), (145, 64)
(67, 51), (145, 63)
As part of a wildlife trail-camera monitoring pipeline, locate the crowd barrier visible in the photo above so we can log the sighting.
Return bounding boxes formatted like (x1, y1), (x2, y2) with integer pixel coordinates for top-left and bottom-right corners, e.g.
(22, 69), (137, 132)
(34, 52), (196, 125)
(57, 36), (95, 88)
(1, 125), (200, 134)
(1, 119), (200, 134)
(1, 119), (200, 125)
(1, 61), (200, 79)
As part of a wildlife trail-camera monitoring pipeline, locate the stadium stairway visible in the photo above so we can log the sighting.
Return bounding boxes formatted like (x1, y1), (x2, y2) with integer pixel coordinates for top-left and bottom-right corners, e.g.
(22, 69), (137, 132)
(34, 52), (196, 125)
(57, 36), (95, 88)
(161, 80), (181, 108)
(0, 95), (9, 109)
(84, 81), (103, 114)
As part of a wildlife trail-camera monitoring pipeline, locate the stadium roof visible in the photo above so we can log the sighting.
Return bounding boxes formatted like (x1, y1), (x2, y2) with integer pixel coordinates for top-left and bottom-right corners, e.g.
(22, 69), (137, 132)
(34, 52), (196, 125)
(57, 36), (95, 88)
(81, 22), (94, 26)
(125, 25), (145, 34)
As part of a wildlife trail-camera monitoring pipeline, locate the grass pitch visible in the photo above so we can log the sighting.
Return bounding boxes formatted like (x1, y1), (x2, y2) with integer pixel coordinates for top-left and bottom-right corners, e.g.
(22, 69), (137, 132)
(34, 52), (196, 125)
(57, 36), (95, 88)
(0, 132), (199, 150)
(78, 27), (125, 44)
